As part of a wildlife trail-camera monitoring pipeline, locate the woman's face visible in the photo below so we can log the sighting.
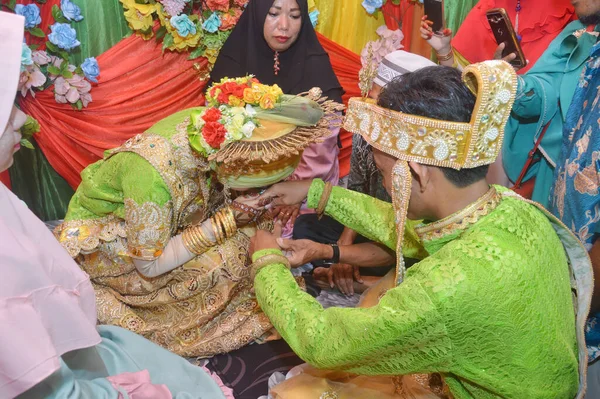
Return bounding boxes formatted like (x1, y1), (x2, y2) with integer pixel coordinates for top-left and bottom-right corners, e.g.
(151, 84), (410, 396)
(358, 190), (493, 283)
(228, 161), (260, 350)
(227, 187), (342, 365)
(0, 106), (26, 173)
(263, 0), (302, 52)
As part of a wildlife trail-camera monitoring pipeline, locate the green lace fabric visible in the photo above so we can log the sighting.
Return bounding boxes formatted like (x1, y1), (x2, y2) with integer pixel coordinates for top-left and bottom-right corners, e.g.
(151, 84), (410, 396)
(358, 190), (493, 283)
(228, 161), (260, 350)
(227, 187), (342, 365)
(254, 181), (580, 399)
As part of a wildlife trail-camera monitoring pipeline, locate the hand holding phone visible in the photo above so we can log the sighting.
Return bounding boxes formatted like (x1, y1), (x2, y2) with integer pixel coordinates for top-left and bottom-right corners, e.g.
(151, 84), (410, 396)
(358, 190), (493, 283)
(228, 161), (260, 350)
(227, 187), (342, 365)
(486, 8), (526, 69)
(423, 0), (445, 36)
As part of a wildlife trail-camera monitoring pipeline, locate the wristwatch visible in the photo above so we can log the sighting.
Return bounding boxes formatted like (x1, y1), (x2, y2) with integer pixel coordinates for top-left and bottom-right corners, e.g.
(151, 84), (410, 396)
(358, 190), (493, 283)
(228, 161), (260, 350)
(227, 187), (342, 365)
(323, 243), (340, 265)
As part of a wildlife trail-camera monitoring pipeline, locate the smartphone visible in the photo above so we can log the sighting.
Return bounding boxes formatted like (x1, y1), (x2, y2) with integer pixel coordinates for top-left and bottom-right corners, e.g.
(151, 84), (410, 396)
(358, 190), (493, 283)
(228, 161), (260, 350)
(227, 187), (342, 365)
(423, 0), (445, 35)
(486, 8), (526, 69)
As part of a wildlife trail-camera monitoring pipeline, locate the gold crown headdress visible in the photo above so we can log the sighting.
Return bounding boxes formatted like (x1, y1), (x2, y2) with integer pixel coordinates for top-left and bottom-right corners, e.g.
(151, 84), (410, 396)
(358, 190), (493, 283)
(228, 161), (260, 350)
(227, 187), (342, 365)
(343, 60), (517, 285)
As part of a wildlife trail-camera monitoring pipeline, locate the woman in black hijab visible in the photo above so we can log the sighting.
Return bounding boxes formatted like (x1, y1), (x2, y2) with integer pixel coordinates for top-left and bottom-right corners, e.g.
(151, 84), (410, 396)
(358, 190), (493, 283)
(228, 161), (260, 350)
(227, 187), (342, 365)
(210, 0), (344, 229)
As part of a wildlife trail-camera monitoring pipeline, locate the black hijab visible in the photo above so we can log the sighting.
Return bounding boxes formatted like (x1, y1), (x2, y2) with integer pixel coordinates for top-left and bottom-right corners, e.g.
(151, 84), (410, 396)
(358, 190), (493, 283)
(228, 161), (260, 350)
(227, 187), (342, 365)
(208, 0), (343, 103)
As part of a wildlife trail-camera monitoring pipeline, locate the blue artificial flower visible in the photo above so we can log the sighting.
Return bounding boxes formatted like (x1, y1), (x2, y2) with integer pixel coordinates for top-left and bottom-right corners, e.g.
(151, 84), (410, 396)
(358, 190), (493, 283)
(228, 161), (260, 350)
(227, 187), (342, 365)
(361, 0), (383, 15)
(15, 4), (42, 29)
(170, 14), (197, 37)
(309, 9), (320, 27)
(21, 43), (33, 72)
(48, 23), (81, 51)
(81, 57), (100, 83)
(202, 13), (221, 34)
(60, 0), (84, 22)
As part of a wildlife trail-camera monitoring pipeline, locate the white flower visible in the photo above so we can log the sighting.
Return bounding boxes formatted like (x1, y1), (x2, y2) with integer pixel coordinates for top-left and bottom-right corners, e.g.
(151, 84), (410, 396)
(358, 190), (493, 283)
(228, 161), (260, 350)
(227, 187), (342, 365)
(245, 103), (257, 117)
(242, 121), (256, 137)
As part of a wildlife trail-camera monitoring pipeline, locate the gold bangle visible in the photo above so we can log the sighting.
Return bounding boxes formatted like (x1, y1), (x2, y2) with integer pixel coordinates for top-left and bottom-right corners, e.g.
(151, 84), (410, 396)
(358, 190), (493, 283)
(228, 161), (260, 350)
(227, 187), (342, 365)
(316, 182), (333, 220)
(250, 254), (291, 280)
(210, 217), (224, 245)
(191, 225), (212, 249)
(215, 210), (230, 241)
(183, 227), (208, 255)
(436, 48), (453, 62)
(219, 207), (236, 238)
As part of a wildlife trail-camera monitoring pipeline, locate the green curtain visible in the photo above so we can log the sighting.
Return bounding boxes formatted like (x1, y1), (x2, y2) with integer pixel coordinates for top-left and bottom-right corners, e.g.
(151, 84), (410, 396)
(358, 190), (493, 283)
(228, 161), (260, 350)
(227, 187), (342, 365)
(445, 0), (480, 35)
(10, 0), (131, 221)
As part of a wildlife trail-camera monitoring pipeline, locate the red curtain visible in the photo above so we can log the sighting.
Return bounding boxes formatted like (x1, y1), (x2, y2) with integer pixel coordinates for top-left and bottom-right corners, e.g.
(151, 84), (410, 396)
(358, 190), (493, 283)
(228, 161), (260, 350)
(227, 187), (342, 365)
(18, 32), (362, 188)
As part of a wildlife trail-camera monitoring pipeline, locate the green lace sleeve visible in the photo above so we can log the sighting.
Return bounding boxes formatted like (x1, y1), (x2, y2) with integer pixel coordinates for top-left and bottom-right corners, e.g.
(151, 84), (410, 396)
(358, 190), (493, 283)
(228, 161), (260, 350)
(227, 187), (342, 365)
(307, 179), (426, 258)
(254, 258), (452, 374)
(117, 153), (174, 260)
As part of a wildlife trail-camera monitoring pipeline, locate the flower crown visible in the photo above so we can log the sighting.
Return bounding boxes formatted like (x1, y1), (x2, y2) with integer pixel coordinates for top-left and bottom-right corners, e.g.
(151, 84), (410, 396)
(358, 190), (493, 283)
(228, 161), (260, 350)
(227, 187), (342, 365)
(189, 76), (285, 156)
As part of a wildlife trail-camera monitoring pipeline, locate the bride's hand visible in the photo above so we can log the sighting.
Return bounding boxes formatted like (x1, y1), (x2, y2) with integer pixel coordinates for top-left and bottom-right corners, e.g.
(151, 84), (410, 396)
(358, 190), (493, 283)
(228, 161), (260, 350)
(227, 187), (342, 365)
(231, 194), (265, 227)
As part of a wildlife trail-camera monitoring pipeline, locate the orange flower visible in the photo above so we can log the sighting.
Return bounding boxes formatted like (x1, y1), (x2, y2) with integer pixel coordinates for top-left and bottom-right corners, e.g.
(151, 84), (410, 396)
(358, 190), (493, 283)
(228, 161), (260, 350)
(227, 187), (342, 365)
(259, 93), (277, 109)
(243, 87), (258, 104)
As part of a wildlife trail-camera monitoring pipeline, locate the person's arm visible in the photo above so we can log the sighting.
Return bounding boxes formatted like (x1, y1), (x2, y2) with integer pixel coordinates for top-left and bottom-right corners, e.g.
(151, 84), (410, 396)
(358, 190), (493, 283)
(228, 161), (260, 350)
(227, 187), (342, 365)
(252, 248), (452, 374)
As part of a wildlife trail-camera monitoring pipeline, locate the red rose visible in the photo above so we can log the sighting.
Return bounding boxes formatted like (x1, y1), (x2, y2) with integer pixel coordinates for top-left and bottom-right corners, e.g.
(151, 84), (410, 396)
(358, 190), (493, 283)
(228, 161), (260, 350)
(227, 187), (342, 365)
(202, 108), (222, 123)
(217, 91), (230, 104)
(233, 84), (246, 98)
(202, 121), (227, 149)
(221, 81), (238, 95)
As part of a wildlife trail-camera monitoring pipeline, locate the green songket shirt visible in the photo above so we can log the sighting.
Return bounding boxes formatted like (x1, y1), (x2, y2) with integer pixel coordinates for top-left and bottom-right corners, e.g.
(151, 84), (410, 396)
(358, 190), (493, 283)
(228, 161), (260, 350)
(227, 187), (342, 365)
(253, 181), (583, 399)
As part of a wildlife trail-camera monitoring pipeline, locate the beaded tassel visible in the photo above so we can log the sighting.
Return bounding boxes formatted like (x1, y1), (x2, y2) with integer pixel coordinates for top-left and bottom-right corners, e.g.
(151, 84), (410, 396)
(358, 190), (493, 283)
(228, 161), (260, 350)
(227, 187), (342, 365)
(515, 0), (522, 42)
(273, 51), (280, 75)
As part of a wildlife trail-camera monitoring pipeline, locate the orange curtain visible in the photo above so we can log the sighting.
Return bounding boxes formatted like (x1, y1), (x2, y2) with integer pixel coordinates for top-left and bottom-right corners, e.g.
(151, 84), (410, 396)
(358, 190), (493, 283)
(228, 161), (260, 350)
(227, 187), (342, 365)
(18, 32), (361, 188)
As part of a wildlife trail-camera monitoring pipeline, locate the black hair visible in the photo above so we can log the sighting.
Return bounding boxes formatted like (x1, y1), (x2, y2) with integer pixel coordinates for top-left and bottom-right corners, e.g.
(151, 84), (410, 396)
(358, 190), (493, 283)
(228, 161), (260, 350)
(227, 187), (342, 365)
(377, 65), (488, 188)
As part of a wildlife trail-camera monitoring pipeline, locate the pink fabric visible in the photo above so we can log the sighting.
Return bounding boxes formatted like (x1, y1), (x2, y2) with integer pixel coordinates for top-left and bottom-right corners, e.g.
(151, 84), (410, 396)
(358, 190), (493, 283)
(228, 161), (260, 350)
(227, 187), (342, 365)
(201, 366), (235, 399)
(107, 370), (172, 399)
(0, 182), (101, 398)
(0, 12), (22, 133)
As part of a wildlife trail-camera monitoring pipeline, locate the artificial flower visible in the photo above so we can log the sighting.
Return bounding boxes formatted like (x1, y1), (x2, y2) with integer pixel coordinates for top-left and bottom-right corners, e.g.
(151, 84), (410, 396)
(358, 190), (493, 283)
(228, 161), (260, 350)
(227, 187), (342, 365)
(361, 0), (383, 15)
(206, 0), (230, 12)
(202, 108), (222, 123)
(202, 121), (227, 148)
(233, 0), (248, 7)
(228, 95), (244, 107)
(159, 0), (189, 16)
(220, 9), (242, 31)
(309, 9), (320, 27)
(202, 13), (222, 33)
(204, 48), (220, 64)
(21, 44), (33, 72)
(259, 93), (277, 109)
(60, 0), (84, 22)
(54, 74), (92, 107)
(243, 88), (258, 104)
(81, 57), (100, 83)
(32, 50), (52, 66)
(121, 0), (156, 32)
(15, 4), (41, 29)
(18, 65), (46, 97)
(171, 30), (202, 51)
(170, 14), (197, 37)
(48, 23), (81, 51)
(241, 121), (256, 137)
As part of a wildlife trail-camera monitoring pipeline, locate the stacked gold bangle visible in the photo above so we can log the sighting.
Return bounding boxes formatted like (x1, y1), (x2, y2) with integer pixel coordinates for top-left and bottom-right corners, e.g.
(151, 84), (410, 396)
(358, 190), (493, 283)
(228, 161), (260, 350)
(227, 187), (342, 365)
(436, 47), (454, 62)
(182, 225), (213, 255)
(182, 207), (237, 254)
(250, 254), (291, 280)
(316, 182), (333, 220)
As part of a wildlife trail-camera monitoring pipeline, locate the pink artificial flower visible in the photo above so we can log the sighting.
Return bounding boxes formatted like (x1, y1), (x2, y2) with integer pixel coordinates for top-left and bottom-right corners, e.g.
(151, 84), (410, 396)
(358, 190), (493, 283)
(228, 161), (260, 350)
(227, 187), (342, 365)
(376, 26), (403, 52)
(18, 64), (47, 97)
(219, 9), (242, 30)
(159, 0), (187, 16)
(206, 0), (229, 12)
(54, 74), (92, 107)
(32, 50), (51, 66)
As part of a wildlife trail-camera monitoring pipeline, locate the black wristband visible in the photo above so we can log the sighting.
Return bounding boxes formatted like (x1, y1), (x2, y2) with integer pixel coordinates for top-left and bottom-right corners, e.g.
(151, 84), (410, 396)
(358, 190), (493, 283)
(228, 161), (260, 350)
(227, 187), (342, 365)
(328, 243), (340, 264)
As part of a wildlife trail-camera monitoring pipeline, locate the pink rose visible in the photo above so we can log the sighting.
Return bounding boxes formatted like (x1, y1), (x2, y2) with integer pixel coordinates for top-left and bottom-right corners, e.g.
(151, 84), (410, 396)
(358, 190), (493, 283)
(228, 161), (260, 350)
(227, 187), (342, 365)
(18, 65), (46, 97)
(206, 0), (229, 12)
(32, 50), (51, 66)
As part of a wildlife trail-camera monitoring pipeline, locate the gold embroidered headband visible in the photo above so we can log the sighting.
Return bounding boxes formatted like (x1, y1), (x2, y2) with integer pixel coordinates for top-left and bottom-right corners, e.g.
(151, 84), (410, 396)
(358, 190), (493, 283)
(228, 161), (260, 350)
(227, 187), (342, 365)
(343, 60), (517, 170)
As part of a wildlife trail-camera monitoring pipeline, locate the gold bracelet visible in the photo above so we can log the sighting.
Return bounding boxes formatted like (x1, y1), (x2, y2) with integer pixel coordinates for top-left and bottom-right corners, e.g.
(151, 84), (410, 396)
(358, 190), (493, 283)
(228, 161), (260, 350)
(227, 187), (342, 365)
(211, 216), (225, 245)
(316, 182), (333, 220)
(183, 227), (209, 255)
(219, 207), (236, 238)
(191, 225), (212, 249)
(215, 210), (232, 241)
(250, 254), (291, 280)
(436, 48), (453, 62)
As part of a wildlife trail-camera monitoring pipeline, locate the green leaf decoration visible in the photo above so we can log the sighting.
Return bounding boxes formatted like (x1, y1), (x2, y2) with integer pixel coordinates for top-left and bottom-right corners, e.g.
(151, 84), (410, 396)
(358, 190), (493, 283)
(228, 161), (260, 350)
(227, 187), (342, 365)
(62, 70), (74, 79)
(20, 139), (35, 150)
(155, 26), (167, 41)
(51, 5), (69, 23)
(47, 65), (62, 75)
(6, 0), (17, 11)
(35, 0), (48, 4)
(188, 47), (204, 60)
(162, 33), (174, 53)
(75, 100), (83, 111)
(28, 27), (46, 38)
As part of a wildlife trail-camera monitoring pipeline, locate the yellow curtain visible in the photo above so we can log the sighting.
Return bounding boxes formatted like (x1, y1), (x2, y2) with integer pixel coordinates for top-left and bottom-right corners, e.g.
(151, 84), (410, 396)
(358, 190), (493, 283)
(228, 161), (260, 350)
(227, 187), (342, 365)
(312, 0), (386, 54)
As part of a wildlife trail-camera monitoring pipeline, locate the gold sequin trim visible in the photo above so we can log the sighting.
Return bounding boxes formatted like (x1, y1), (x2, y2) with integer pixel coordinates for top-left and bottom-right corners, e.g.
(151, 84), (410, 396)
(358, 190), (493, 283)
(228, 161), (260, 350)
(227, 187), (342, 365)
(124, 198), (173, 260)
(55, 215), (126, 258)
(391, 160), (412, 285)
(343, 61), (517, 170)
(415, 187), (500, 242)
